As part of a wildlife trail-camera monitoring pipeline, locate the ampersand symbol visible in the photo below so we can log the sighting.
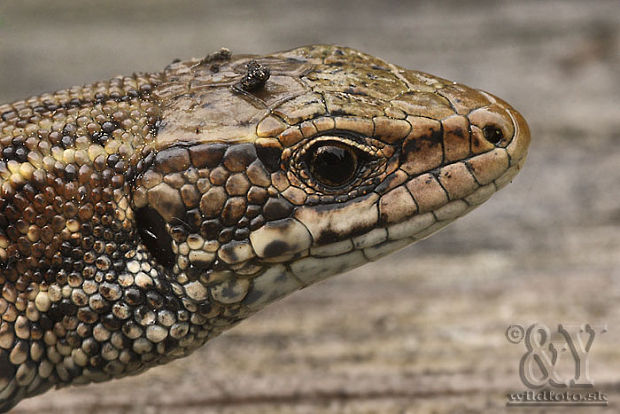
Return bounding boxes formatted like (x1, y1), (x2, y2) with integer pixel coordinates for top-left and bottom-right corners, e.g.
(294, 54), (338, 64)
(519, 323), (568, 388)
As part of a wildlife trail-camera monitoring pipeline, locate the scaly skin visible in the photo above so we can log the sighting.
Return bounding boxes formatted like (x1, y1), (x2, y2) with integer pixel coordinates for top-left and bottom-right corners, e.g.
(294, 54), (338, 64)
(0, 45), (530, 411)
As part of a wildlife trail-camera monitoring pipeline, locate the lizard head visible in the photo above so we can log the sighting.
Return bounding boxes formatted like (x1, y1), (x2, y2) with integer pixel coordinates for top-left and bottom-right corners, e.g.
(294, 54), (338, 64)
(134, 45), (530, 317)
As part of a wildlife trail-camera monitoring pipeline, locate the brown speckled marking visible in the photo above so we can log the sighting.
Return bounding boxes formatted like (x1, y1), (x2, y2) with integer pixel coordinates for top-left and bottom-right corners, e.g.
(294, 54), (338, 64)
(0, 45), (530, 412)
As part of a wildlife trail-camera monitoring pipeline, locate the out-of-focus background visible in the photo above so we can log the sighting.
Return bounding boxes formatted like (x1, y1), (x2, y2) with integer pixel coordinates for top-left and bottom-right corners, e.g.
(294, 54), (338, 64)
(2, 0), (620, 412)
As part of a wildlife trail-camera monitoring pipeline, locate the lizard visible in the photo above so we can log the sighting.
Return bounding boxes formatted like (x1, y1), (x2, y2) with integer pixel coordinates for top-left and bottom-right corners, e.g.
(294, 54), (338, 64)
(0, 45), (530, 411)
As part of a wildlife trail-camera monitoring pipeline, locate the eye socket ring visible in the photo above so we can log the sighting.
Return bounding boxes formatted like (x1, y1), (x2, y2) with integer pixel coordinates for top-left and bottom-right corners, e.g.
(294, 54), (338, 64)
(286, 132), (392, 197)
(306, 141), (359, 188)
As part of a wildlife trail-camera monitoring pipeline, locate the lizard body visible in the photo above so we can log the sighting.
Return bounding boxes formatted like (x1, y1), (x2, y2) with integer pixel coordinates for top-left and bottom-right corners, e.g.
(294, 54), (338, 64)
(0, 45), (530, 411)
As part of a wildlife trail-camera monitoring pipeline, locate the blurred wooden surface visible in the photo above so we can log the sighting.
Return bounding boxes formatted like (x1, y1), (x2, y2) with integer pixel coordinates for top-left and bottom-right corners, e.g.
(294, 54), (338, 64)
(2, 0), (620, 412)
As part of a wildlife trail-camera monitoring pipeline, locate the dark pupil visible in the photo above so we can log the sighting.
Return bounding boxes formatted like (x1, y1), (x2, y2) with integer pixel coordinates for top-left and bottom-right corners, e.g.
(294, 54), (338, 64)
(310, 144), (357, 187)
(482, 125), (504, 144)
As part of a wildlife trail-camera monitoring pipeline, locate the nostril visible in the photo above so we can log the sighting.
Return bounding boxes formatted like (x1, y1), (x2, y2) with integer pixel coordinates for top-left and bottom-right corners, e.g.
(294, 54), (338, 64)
(482, 125), (504, 145)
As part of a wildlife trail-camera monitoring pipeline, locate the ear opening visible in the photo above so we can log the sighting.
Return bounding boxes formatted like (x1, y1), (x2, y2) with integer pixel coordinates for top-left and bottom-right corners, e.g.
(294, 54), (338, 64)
(134, 206), (175, 269)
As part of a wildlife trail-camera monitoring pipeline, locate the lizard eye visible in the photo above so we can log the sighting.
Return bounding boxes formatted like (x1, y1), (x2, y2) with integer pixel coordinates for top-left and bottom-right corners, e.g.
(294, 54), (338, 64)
(307, 142), (359, 188)
(287, 133), (391, 197)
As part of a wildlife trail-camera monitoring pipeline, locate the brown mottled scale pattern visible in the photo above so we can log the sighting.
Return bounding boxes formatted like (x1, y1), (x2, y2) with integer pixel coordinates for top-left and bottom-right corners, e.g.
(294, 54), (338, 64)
(0, 45), (530, 411)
